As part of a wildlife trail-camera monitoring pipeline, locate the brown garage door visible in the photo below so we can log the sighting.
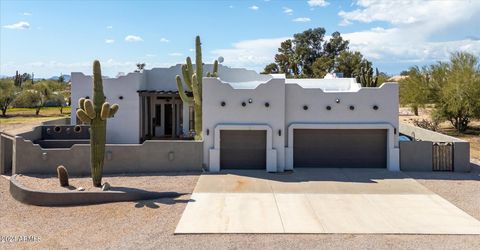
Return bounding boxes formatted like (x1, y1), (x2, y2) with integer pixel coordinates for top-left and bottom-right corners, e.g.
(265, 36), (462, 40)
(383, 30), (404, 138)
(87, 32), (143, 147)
(220, 130), (266, 169)
(293, 129), (387, 168)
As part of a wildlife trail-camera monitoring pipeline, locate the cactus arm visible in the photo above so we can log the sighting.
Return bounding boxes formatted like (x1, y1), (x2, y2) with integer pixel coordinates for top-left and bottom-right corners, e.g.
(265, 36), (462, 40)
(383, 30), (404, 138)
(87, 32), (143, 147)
(78, 98), (86, 110)
(176, 75), (193, 105)
(109, 104), (119, 117)
(84, 99), (96, 119)
(100, 102), (110, 120)
(76, 109), (91, 123)
(181, 63), (193, 91)
(212, 60), (218, 77)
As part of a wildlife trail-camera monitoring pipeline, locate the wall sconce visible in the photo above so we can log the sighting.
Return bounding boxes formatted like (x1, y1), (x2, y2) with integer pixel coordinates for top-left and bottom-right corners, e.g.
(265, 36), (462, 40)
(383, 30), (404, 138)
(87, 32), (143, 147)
(265, 102), (270, 108)
(326, 105), (332, 110)
(221, 101), (226, 107)
(349, 105), (355, 110)
(373, 105), (379, 110)
(248, 98), (253, 104)
(394, 128), (397, 134)
(119, 96), (124, 100)
(335, 98), (340, 103)
(242, 102), (246, 107)
(303, 105), (308, 110)
(278, 129), (282, 136)
(85, 96), (90, 99)
(206, 129), (210, 135)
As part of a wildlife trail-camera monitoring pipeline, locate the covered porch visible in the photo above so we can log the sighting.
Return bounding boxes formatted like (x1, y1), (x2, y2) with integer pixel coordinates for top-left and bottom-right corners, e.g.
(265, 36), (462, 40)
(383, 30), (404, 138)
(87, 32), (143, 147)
(138, 90), (194, 142)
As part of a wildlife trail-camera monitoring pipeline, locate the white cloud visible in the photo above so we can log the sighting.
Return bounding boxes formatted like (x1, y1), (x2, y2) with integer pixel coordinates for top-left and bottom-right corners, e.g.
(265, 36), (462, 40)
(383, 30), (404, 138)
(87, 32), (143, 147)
(250, 5), (259, 11)
(292, 17), (311, 22)
(3, 21), (30, 29)
(23, 12), (32, 16)
(160, 38), (170, 43)
(338, 1), (480, 64)
(105, 39), (115, 44)
(106, 25), (113, 29)
(169, 52), (183, 56)
(283, 7), (293, 15)
(229, 5), (234, 9)
(125, 35), (143, 42)
(189, 48), (195, 52)
(308, 0), (329, 7)
(211, 37), (290, 70)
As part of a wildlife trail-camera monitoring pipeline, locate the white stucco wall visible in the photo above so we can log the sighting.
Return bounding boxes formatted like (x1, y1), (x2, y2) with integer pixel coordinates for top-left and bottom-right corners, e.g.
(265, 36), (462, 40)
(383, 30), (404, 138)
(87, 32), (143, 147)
(202, 77), (286, 172)
(71, 72), (144, 144)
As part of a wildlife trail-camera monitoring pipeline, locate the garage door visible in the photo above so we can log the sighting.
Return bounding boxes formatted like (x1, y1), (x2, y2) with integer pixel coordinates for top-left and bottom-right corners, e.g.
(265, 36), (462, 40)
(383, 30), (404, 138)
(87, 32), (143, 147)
(220, 130), (266, 169)
(293, 129), (387, 168)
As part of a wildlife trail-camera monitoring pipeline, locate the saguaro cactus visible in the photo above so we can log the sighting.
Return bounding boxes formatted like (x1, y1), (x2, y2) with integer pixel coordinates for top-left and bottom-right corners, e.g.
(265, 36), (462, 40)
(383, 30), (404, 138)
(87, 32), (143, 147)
(76, 60), (119, 187)
(357, 62), (379, 87)
(175, 36), (218, 140)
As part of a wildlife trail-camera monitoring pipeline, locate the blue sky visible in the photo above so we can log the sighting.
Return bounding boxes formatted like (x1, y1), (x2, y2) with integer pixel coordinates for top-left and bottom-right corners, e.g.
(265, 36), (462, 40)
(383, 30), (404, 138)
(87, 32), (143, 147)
(1, 0), (479, 78)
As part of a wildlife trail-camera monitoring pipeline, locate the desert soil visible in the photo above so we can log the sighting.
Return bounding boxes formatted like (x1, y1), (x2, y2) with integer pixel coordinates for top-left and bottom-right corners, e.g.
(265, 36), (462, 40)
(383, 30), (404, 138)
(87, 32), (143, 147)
(2, 164), (480, 249)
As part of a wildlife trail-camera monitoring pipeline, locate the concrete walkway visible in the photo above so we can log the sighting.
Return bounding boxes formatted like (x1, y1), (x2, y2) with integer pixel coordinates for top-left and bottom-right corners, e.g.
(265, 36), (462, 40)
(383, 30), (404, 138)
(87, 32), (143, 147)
(175, 169), (480, 234)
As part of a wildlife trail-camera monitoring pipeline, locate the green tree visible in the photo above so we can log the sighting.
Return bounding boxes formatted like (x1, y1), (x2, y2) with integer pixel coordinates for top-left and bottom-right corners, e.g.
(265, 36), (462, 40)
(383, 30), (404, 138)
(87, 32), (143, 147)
(262, 63), (279, 74)
(433, 52), (480, 132)
(268, 28), (371, 79)
(399, 66), (432, 115)
(15, 81), (53, 115)
(0, 79), (16, 116)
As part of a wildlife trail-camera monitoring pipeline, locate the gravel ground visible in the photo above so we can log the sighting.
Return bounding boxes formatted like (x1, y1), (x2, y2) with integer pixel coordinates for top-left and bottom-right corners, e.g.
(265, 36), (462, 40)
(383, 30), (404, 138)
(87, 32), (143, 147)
(16, 173), (200, 193)
(1, 165), (480, 250)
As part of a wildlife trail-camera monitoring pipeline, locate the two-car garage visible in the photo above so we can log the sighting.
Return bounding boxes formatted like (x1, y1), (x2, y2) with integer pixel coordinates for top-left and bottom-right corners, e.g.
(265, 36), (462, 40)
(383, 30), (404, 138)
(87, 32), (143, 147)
(217, 128), (389, 170)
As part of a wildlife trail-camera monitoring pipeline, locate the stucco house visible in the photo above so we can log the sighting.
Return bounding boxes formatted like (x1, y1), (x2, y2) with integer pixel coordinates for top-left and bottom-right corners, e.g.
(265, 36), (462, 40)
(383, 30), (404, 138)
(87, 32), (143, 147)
(71, 64), (399, 172)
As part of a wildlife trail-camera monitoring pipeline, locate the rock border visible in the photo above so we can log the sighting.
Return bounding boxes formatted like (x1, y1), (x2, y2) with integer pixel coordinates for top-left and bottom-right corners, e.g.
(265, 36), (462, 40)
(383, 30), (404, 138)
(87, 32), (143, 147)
(9, 175), (183, 206)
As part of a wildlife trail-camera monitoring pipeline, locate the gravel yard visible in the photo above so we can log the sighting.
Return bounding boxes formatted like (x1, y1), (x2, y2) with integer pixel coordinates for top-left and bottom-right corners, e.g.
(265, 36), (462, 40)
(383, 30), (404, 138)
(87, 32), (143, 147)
(1, 164), (480, 249)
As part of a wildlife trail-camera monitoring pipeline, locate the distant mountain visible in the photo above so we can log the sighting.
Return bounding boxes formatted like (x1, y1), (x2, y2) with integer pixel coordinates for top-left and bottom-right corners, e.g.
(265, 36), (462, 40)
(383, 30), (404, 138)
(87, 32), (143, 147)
(49, 74), (71, 82)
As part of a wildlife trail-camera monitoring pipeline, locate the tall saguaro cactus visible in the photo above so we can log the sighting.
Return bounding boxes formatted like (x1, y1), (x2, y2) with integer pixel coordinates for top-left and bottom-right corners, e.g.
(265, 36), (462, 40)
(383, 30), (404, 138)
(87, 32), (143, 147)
(76, 60), (119, 187)
(175, 36), (218, 140)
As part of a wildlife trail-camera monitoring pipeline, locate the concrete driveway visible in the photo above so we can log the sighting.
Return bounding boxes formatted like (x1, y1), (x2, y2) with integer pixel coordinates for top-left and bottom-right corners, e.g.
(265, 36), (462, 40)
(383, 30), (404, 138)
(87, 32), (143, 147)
(175, 168), (480, 234)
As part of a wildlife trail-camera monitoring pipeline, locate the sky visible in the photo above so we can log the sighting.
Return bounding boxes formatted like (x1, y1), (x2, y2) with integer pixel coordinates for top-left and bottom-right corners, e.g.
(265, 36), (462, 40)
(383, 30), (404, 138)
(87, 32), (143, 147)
(1, 0), (479, 78)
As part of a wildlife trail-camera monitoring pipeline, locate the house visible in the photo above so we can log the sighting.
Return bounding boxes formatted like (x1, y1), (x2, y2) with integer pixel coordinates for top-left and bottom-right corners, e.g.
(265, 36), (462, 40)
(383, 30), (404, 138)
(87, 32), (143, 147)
(71, 64), (400, 172)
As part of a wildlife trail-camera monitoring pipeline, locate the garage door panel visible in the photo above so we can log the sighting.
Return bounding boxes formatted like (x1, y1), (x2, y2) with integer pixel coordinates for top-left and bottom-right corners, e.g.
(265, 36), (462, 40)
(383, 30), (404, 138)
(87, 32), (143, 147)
(220, 130), (266, 169)
(294, 129), (387, 168)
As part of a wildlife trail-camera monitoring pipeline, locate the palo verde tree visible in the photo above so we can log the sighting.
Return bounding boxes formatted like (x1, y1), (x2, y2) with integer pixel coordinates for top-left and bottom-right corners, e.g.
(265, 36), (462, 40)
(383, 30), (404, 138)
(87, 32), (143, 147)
(0, 79), (16, 117)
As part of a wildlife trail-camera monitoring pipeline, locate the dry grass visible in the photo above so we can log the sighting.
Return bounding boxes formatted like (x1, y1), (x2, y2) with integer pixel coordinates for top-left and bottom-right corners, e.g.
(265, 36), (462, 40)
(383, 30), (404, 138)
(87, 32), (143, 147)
(0, 107), (70, 124)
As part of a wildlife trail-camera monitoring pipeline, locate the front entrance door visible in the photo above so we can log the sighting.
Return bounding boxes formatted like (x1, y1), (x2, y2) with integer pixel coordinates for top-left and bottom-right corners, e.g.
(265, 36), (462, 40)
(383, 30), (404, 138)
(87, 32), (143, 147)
(164, 104), (173, 136)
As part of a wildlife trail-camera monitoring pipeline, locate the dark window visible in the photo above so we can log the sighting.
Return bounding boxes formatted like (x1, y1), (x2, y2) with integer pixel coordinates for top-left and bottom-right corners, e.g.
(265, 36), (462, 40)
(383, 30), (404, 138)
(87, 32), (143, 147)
(155, 104), (162, 126)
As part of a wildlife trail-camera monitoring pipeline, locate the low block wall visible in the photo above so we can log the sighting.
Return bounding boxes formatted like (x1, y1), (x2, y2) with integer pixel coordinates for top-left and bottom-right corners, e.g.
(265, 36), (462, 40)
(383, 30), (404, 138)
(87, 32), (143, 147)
(399, 123), (470, 172)
(13, 139), (203, 175)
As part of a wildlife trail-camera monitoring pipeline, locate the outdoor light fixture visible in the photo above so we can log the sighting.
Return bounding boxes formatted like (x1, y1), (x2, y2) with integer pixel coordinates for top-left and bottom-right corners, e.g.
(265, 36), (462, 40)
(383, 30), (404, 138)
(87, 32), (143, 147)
(265, 102), (270, 107)
(221, 101), (226, 107)
(303, 105), (309, 110)
(278, 129), (282, 136)
(248, 98), (253, 104)
(119, 96), (124, 100)
(85, 96), (90, 99)
(242, 102), (246, 107)
(335, 98), (340, 103)
(373, 105), (379, 110)
(349, 105), (355, 110)
(206, 129), (210, 135)
(326, 105), (332, 110)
